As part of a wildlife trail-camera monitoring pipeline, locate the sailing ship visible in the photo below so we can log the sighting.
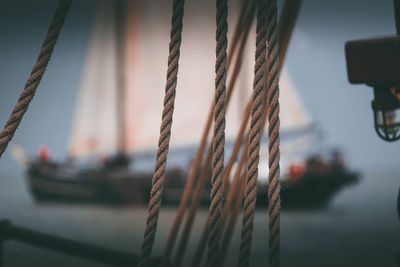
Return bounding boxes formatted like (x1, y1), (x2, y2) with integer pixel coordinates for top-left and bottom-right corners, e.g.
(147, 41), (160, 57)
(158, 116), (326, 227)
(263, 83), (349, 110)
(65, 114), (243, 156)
(14, 0), (358, 208)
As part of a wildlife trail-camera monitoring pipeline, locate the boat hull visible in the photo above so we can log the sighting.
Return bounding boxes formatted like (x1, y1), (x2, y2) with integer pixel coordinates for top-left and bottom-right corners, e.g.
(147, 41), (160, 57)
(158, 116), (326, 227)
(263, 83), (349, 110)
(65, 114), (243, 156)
(26, 162), (358, 208)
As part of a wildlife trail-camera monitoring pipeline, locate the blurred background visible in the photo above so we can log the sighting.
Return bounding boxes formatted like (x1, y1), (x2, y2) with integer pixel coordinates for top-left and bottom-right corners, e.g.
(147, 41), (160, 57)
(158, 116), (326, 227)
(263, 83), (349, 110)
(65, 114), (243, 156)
(0, 0), (399, 266)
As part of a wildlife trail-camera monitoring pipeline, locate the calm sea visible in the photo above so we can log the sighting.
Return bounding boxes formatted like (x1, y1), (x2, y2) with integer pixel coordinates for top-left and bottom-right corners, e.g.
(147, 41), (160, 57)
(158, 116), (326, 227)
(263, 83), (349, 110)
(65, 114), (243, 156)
(0, 170), (399, 266)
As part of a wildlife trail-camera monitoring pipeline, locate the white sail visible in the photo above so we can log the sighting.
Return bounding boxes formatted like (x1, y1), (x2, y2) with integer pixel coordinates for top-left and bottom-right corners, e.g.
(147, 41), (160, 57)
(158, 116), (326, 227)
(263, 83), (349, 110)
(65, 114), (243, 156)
(124, 0), (247, 152)
(68, 0), (119, 158)
(69, 0), (312, 158)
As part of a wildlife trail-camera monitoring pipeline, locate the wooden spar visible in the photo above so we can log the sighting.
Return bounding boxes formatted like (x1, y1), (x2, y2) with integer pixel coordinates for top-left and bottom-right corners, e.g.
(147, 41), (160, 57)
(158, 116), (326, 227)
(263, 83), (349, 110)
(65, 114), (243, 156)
(190, 0), (303, 264)
(394, 0), (400, 35)
(115, 0), (127, 154)
(278, 0), (302, 69)
(160, 1), (255, 265)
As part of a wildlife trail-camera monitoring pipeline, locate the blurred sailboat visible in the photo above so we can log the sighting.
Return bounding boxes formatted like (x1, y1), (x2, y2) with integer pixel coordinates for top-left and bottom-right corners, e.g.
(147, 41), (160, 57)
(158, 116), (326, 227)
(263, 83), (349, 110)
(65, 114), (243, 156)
(21, 0), (358, 207)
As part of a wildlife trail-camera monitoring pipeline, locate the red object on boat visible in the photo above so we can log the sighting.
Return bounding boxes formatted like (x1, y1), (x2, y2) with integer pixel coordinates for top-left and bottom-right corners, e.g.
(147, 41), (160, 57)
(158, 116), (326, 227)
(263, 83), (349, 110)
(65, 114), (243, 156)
(288, 163), (306, 181)
(38, 145), (50, 162)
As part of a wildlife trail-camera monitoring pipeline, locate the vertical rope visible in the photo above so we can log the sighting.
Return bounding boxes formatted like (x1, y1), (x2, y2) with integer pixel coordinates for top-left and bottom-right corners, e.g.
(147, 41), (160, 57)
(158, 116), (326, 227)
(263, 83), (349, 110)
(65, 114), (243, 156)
(137, 0), (185, 265)
(161, 1), (248, 262)
(237, 0), (267, 266)
(0, 0), (71, 158)
(207, 0), (228, 266)
(266, 0), (281, 266)
(171, 4), (254, 264)
(220, 70), (270, 265)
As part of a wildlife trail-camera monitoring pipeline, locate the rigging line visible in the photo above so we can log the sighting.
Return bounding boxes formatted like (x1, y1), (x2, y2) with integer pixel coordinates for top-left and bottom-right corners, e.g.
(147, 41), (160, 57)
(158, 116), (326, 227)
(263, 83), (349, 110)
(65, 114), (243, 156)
(115, 0), (127, 153)
(207, 0), (228, 266)
(0, 0), (71, 158)
(219, 155), (248, 265)
(266, 0), (281, 266)
(171, 3), (255, 264)
(161, 0), (253, 264)
(173, 142), (213, 267)
(175, 103), (247, 266)
(278, 0), (302, 70)
(219, 76), (270, 266)
(394, 0), (400, 35)
(136, 0), (185, 265)
(190, 215), (208, 267)
(190, 5), (257, 265)
(192, 102), (250, 267)
(189, 87), (252, 267)
(227, 0), (253, 68)
(222, 2), (256, 188)
(237, 0), (267, 265)
(220, 0), (299, 263)
(222, 0), (298, 189)
(193, 0), (300, 264)
(222, 101), (251, 221)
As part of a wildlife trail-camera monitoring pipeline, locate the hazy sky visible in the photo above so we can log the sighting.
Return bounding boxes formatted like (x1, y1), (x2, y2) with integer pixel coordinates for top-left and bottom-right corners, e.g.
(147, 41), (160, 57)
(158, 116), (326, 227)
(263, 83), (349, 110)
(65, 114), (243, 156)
(0, 0), (398, 173)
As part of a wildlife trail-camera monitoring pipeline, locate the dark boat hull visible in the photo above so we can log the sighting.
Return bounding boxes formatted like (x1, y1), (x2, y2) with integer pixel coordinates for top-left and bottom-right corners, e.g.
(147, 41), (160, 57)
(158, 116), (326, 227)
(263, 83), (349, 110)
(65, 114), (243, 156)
(28, 173), (151, 204)
(26, 162), (359, 208)
(257, 171), (359, 209)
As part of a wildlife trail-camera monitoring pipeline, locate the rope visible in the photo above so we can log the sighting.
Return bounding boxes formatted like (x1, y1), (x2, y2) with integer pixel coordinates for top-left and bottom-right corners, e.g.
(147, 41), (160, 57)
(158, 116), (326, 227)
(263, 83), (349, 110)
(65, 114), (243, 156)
(0, 0), (71, 158)
(207, 0), (228, 266)
(237, 0), (267, 265)
(190, 3), (255, 264)
(222, 2), (256, 188)
(161, 1), (249, 262)
(195, 0), (290, 263)
(173, 26), (250, 267)
(220, 73), (270, 265)
(191, 101), (250, 267)
(137, 0), (185, 265)
(173, 145), (213, 267)
(161, 104), (211, 267)
(220, 157), (248, 265)
(266, 0), (281, 266)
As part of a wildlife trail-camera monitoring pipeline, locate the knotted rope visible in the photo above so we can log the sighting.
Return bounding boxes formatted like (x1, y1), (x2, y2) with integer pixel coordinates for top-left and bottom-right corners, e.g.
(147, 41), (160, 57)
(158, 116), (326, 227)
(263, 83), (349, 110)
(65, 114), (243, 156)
(0, 0), (71, 158)
(266, 0), (281, 266)
(207, 0), (228, 266)
(137, 0), (185, 265)
(237, 0), (267, 266)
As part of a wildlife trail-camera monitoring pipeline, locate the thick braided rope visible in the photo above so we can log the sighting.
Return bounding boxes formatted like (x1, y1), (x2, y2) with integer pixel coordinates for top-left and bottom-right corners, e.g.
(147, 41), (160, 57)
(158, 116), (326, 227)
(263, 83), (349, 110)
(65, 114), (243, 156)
(207, 0), (228, 266)
(137, 0), (184, 265)
(0, 0), (71, 158)
(266, 0), (281, 266)
(161, 2), (248, 263)
(237, 0), (267, 266)
(162, 2), (253, 264)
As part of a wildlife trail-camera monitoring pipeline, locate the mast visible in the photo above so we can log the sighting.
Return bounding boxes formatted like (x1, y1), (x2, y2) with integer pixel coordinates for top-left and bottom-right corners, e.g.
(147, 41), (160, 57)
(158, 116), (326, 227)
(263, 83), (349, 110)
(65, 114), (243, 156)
(115, 0), (127, 155)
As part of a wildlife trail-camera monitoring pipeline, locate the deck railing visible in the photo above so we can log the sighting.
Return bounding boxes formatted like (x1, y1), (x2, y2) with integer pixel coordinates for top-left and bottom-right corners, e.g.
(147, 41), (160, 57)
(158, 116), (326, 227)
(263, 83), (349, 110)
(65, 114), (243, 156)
(0, 219), (137, 266)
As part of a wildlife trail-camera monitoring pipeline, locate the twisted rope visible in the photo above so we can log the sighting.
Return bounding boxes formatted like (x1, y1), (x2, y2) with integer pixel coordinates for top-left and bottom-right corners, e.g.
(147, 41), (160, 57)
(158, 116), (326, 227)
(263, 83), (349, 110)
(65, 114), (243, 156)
(137, 0), (185, 265)
(207, 0), (228, 266)
(172, 5), (255, 265)
(161, 2), (249, 264)
(0, 0), (71, 158)
(220, 70), (270, 265)
(237, 0), (267, 266)
(266, 0), (281, 266)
